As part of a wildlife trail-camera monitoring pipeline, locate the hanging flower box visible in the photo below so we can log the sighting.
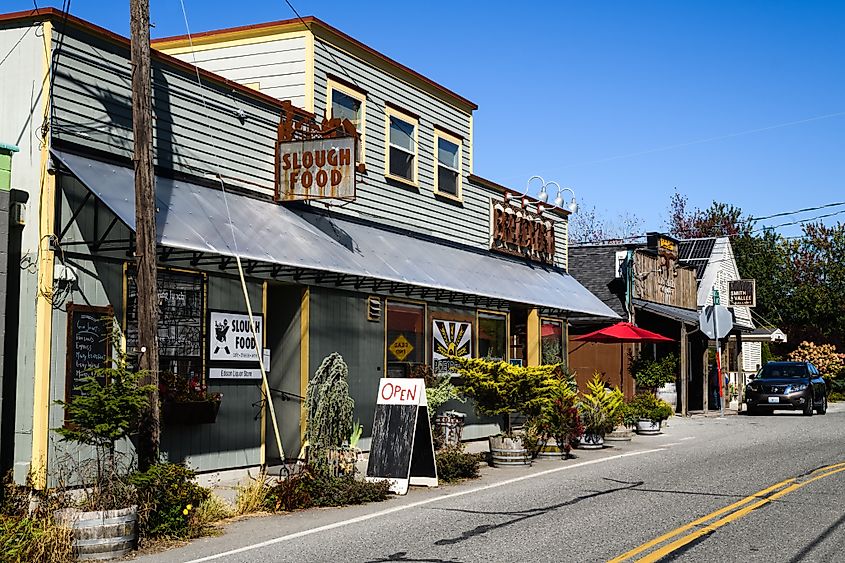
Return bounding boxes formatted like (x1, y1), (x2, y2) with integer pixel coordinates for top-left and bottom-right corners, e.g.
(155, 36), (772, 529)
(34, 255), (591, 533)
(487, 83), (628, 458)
(163, 398), (221, 425)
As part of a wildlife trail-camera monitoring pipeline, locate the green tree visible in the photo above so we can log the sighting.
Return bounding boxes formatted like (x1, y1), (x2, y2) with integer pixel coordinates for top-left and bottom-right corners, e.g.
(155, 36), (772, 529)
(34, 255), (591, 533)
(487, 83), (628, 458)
(666, 190), (753, 238)
(305, 353), (355, 475)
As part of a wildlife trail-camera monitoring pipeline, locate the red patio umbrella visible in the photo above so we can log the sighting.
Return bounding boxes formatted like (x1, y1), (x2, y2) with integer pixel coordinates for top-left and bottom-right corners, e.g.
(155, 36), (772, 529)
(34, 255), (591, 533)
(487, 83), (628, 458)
(572, 322), (674, 344)
(572, 322), (674, 391)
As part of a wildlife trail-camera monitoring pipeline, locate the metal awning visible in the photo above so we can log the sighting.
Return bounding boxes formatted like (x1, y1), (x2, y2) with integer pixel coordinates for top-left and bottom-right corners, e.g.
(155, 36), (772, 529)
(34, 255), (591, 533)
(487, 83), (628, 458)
(53, 150), (619, 318)
(633, 298), (700, 326)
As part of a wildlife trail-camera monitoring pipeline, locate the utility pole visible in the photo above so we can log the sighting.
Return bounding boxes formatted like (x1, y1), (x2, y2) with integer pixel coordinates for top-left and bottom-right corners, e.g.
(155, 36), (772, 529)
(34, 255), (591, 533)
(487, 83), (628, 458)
(130, 0), (160, 469)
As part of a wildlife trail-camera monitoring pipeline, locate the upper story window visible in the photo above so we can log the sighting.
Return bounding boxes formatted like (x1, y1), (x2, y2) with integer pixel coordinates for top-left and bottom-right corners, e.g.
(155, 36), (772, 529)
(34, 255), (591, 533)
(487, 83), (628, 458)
(384, 105), (418, 185)
(327, 77), (366, 163)
(434, 128), (462, 200)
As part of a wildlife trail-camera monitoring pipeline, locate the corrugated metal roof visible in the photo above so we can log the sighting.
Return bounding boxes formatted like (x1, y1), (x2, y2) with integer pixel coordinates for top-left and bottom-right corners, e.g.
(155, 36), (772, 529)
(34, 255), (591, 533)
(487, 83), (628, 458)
(54, 150), (619, 319)
(633, 298), (700, 326)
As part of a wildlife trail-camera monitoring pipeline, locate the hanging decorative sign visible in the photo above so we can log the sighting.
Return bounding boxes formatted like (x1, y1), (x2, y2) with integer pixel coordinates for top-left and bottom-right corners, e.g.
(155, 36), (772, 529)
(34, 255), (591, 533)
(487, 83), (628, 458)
(275, 100), (358, 202)
(207, 310), (263, 363)
(366, 378), (438, 495)
(432, 319), (472, 375)
(490, 199), (555, 264)
(728, 279), (756, 307)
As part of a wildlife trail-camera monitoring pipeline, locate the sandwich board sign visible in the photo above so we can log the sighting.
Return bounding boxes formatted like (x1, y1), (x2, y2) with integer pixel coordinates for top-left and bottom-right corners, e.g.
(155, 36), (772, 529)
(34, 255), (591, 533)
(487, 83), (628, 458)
(366, 378), (438, 495)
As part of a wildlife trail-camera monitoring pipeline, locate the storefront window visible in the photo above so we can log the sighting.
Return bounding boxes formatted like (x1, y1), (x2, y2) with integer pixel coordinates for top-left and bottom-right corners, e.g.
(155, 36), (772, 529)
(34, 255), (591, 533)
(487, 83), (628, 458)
(127, 269), (205, 380)
(541, 319), (564, 365)
(386, 301), (425, 377)
(478, 312), (507, 361)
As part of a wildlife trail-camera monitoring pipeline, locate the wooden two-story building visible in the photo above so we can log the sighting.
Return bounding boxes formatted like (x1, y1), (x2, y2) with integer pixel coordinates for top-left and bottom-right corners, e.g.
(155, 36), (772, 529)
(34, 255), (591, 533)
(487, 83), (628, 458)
(0, 9), (616, 483)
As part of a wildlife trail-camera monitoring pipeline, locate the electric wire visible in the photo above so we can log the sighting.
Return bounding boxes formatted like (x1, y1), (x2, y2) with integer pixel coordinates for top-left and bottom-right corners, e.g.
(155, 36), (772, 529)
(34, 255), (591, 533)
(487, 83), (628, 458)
(176, 0), (285, 459)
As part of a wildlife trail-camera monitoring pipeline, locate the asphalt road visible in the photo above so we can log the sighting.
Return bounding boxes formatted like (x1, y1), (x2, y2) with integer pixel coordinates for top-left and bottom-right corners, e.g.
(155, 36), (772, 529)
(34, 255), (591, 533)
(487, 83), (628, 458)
(136, 404), (845, 563)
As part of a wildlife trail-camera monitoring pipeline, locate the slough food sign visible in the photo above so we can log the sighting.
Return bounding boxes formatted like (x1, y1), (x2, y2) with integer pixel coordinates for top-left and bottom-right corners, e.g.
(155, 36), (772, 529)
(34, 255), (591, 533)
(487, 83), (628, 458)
(275, 100), (357, 202)
(278, 137), (355, 201)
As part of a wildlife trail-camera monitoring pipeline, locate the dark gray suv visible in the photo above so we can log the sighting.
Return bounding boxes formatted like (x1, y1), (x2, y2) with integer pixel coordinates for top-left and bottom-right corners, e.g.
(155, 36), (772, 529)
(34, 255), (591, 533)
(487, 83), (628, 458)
(745, 361), (827, 416)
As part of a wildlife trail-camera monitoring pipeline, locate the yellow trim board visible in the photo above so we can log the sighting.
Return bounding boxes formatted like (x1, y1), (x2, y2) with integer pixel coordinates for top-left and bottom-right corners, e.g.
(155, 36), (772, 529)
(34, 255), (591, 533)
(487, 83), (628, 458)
(154, 27), (309, 55)
(526, 308), (540, 367)
(304, 31), (315, 113)
(31, 19), (55, 489)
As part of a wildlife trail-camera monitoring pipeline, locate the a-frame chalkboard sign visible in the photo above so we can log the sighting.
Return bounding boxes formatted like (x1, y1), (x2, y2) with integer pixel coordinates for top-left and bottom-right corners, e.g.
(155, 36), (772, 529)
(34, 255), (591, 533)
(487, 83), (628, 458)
(366, 378), (438, 495)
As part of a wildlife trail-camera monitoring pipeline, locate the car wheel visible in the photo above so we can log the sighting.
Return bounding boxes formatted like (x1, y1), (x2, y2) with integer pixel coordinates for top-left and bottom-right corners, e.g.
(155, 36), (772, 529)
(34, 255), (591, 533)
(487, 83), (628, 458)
(746, 405), (757, 416)
(803, 395), (814, 417)
(817, 395), (827, 415)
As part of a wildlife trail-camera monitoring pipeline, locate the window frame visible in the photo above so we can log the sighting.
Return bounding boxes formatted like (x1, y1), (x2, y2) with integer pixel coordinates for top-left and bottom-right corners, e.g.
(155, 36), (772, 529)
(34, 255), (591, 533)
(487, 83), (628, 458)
(476, 309), (510, 361)
(433, 127), (463, 202)
(540, 316), (566, 366)
(384, 104), (419, 187)
(384, 298), (428, 376)
(326, 77), (367, 165)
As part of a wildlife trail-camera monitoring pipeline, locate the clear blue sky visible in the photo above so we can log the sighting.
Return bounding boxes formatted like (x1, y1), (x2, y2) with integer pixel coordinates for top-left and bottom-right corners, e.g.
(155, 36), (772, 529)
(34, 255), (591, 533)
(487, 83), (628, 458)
(9, 1), (845, 234)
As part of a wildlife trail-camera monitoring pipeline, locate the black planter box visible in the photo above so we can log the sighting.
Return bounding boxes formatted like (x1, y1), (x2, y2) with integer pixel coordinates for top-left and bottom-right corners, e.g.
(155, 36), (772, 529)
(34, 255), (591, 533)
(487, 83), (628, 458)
(162, 400), (221, 425)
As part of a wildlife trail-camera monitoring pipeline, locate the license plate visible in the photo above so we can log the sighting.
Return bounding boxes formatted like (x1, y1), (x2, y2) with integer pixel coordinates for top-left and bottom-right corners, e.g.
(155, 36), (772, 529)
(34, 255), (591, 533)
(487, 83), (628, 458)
(768, 397), (779, 404)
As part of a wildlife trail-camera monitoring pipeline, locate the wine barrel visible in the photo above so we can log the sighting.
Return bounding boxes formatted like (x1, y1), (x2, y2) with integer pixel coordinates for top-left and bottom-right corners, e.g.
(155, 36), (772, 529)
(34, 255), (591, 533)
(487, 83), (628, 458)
(54, 505), (137, 560)
(488, 435), (530, 467)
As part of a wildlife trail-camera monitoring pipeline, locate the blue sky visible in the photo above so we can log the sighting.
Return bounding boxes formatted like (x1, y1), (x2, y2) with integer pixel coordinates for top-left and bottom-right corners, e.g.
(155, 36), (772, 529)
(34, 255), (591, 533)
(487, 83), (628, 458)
(9, 1), (845, 234)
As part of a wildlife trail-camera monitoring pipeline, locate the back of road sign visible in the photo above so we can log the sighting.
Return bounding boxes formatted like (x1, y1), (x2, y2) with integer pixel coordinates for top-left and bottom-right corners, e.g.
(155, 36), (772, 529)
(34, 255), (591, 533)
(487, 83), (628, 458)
(699, 305), (733, 340)
(366, 378), (438, 495)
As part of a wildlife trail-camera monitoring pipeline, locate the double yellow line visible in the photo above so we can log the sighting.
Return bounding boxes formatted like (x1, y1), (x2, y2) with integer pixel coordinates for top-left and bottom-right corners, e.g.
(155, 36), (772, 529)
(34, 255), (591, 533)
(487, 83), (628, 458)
(609, 461), (845, 562)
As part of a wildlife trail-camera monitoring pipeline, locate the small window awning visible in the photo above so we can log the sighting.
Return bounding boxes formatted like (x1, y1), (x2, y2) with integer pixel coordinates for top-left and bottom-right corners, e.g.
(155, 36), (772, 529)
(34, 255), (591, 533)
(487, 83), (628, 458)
(53, 150), (619, 319)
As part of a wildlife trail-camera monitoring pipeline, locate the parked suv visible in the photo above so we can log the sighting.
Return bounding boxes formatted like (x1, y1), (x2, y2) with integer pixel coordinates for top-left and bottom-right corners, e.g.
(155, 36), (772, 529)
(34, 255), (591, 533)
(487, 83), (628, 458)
(745, 361), (827, 416)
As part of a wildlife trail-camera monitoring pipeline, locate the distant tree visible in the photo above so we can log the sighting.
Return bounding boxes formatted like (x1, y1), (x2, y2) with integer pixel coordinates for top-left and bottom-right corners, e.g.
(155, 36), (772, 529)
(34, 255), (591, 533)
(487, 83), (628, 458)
(569, 201), (644, 244)
(666, 190), (753, 238)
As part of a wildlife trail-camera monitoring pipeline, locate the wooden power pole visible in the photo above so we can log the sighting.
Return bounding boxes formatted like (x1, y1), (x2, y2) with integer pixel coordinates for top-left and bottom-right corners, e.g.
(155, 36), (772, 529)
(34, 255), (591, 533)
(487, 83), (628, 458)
(130, 0), (160, 470)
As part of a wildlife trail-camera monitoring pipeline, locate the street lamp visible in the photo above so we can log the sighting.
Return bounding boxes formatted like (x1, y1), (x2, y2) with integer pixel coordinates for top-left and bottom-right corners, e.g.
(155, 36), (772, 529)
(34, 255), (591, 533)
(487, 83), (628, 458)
(552, 184), (578, 214)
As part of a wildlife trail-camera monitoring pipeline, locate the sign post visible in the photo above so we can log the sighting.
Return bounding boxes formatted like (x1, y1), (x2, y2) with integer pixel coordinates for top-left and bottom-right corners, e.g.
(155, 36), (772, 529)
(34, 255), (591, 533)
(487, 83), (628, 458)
(699, 298), (733, 418)
(366, 378), (437, 495)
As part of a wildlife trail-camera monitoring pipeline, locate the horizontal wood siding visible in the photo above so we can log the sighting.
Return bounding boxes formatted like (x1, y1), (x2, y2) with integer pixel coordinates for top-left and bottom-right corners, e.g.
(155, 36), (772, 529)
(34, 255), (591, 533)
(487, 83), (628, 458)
(168, 36), (307, 107)
(161, 276), (263, 472)
(308, 287), (383, 450)
(51, 25), (280, 198)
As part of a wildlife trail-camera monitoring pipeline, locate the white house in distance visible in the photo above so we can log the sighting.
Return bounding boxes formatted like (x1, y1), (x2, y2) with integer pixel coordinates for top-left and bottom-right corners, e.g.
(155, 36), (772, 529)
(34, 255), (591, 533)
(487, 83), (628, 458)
(678, 237), (760, 375)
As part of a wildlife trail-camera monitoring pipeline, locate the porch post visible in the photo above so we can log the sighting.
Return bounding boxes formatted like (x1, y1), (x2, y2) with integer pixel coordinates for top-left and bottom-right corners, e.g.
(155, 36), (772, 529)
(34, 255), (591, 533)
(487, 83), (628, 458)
(680, 323), (688, 416)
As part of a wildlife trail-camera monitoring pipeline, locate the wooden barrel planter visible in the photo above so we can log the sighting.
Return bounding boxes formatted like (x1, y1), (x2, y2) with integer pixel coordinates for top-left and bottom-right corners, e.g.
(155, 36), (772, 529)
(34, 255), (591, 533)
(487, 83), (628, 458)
(489, 435), (530, 467)
(54, 505), (137, 560)
(537, 440), (564, 458)
(605, 428), (634, 442)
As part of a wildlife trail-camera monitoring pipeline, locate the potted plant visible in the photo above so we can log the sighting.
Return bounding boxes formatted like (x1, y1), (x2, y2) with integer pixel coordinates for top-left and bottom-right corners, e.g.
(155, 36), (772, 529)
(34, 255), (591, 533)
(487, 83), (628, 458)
(160, 371), (222, 425)
(627, 392), (674, 435)
(412, 364), (466, 449)
(53, 358), (153, 559)
(453, 357), (568, 467)
(606, 401), (638, 442)
(577, 374), (624, 449)
(630, 351), (679, 403)
(528, 379), (583, 459)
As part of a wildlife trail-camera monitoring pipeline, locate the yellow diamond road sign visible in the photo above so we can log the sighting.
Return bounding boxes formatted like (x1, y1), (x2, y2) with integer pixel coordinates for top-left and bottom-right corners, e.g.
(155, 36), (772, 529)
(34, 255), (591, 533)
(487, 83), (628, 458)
(389, 334), (414, 361)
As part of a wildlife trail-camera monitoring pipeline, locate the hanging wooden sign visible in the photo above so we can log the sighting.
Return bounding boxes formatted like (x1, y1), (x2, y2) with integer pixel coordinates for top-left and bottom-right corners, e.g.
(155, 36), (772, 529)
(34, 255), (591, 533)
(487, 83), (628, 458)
(366, 378), (438, 495)
(490, 199), (555, 264)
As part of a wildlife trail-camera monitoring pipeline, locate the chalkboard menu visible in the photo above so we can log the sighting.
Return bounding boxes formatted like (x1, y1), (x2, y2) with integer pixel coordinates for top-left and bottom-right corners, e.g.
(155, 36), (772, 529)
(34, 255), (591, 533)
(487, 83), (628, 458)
(66, 304), (113, 402)
(366, 378), (437, 495)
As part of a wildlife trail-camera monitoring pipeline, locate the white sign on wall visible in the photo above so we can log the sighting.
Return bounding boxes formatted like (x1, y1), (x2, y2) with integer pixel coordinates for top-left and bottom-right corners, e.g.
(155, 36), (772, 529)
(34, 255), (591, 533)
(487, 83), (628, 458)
(209, 349), (270, 380)
(208, 311), (263, 362)
(432, 319), (472, 375)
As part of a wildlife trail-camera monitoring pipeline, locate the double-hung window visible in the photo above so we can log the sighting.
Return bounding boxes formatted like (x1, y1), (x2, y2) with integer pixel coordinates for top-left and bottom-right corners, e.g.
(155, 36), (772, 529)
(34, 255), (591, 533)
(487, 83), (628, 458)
(385, 105), (418, 185)
(328, 78), (366, 163)
(434, 128), (462, 200)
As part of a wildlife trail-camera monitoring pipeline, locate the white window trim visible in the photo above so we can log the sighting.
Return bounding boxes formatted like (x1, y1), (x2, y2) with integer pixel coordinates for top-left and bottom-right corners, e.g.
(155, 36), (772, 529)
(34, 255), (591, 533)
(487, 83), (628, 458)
(433, 128), (463, 202)
(326, 77), (366, 165)
(384, 105), (419, 187)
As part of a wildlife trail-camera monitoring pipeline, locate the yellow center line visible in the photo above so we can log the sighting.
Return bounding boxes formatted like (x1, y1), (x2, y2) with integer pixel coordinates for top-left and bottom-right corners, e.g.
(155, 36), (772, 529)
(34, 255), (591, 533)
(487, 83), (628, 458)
(626, 464), (845, 563)
(607, 478), (795, 563)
